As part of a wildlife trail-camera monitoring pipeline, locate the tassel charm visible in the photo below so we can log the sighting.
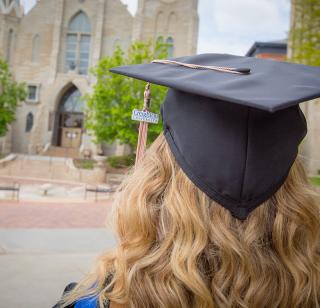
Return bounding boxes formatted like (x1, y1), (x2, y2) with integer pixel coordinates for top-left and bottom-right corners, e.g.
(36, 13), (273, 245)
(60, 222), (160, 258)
(132, 83), (159, 166)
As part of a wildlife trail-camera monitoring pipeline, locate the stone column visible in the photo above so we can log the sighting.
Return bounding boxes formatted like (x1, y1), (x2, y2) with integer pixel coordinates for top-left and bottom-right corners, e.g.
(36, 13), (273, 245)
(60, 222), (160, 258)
(91, 0), (105, 67)
(48, 0), (64, 82)
(188, 10), (199, 54)
(0, 18), (4, 56)
(131, 0), (145, 41)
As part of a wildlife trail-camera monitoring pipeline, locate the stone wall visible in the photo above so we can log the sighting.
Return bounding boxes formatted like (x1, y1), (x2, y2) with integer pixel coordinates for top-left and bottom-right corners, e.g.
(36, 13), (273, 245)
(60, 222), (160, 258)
(133, 0), (198, 56)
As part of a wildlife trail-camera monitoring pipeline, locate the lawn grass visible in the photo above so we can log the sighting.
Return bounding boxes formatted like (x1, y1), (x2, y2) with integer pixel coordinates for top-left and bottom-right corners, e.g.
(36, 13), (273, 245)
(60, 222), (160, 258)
(310, 177), (320, 186)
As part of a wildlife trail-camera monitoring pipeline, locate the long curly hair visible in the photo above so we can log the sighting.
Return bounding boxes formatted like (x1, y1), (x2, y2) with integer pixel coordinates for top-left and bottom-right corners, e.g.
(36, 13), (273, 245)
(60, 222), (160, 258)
(62, 133), (320, 308)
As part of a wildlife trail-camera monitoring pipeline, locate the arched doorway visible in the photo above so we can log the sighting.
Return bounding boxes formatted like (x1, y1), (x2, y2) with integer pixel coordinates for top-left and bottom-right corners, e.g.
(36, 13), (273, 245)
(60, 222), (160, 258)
(54, 86), (84, 148)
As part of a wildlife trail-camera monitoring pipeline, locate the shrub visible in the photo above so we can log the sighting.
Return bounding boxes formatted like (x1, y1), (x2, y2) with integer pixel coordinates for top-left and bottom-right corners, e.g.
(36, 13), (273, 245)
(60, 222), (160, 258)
(107, 154), (135, 169)
(74, 159), (96, 170)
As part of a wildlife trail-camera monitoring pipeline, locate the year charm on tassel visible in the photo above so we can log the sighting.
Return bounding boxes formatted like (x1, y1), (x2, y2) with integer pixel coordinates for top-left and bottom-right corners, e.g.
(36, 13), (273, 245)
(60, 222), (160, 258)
(132, 83), (159, 166)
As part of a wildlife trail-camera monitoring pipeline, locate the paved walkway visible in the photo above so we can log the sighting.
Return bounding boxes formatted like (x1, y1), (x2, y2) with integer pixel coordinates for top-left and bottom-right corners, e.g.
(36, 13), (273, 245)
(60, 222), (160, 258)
(0, 200), (113, 228)
(0, 200), (117, 308)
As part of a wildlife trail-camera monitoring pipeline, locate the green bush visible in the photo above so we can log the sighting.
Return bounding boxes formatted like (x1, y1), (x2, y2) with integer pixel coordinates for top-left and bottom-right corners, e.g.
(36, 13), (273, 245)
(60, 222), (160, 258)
(107, 154), (135, 169)
(74, 159), (96, 170)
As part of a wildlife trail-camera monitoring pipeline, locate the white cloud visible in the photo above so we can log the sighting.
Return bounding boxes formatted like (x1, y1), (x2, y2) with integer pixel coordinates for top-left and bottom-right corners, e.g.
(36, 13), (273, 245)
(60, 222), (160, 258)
(212, 0), (289, 36)
(198, 37), (253, 56)
(198, 0), (290, 55)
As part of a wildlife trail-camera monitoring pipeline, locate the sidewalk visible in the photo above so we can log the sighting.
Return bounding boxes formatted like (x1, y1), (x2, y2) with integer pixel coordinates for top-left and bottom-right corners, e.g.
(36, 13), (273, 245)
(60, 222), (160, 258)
(0, 200), (113, 228)
(0, 201), (117, 308)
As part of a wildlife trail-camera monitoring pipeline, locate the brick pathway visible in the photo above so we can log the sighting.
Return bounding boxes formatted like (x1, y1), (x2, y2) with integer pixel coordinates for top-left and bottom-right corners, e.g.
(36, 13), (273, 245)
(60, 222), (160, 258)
(0, 200), (113, 228)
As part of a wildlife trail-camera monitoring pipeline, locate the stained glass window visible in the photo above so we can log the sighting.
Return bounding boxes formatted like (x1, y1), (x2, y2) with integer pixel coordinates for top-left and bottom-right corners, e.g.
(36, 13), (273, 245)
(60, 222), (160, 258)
(65, 12), (91, 75)
(69, 11), (91, 33)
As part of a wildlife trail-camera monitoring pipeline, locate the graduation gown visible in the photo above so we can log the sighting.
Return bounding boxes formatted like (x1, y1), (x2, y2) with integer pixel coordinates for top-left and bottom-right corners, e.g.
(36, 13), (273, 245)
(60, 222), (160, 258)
(53, 282), (110, 308)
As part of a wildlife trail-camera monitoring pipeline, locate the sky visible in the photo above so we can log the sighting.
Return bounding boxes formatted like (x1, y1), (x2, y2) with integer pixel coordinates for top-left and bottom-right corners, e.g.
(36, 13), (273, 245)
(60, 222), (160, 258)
(21, 0), (291, 56)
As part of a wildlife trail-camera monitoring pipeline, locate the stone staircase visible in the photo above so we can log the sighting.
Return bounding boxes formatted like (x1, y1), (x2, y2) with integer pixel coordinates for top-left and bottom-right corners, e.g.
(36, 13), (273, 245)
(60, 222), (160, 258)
(0, 155), (106, 185)
(44, 146), (81, 159)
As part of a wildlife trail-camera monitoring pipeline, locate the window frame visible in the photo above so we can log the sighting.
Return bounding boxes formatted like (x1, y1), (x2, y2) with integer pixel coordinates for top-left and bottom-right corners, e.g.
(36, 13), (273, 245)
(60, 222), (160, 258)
(65, 12), (91, 75)
(26, 83), (41, 104)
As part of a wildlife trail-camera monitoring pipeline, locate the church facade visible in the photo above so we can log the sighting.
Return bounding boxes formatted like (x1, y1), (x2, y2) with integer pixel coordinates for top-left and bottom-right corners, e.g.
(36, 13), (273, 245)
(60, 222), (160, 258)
(0, 0), (199, 156)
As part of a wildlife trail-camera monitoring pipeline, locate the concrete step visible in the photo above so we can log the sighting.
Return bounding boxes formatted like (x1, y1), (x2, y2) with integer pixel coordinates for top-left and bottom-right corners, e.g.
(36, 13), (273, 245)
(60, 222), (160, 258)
(44, 146), (81, 159)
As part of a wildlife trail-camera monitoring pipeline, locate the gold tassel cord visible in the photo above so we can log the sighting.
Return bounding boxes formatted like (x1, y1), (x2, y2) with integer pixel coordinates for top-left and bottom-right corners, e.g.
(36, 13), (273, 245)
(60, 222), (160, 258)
(151, 59), (251, 75)
(135, 83), (151, 166)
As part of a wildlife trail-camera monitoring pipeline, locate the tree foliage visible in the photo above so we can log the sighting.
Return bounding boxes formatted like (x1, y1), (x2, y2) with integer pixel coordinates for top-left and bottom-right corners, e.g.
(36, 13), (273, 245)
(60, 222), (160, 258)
(0, 59), (27, 137)
(85, 40), (170, 149)
(289, 0), (320, 66)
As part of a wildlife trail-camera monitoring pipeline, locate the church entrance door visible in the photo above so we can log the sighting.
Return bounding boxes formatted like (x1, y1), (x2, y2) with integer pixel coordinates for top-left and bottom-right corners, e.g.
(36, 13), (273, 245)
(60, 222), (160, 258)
(56, 86), (84, 148)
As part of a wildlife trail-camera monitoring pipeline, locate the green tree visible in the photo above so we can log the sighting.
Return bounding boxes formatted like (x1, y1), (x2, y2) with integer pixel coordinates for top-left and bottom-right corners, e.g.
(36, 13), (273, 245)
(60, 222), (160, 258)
(0, 59), (27, 136)
(85, 40), (169, 149)
(289, 0), (320, 66)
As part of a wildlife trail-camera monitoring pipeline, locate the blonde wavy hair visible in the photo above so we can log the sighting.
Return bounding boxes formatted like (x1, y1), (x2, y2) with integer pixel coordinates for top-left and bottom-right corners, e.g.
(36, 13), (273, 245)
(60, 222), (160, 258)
(62, 133), (320, 308)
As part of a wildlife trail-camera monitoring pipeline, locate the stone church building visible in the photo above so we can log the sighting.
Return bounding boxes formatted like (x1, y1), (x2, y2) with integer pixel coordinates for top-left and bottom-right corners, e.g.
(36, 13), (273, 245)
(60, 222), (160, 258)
(0, 0), (199, 156)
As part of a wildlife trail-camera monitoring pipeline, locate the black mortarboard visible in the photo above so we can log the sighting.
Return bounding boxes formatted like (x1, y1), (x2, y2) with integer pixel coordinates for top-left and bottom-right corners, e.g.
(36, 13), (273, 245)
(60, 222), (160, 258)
(110, 53), (320, 220)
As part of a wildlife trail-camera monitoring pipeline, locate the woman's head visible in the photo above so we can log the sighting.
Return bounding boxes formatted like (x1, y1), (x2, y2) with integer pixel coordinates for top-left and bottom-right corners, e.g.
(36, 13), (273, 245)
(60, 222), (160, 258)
(63, 133), (320, 308)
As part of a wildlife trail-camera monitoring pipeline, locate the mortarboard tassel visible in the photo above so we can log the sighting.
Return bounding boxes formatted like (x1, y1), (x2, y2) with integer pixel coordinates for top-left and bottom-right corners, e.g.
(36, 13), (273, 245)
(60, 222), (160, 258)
(134, 83), (152, 166)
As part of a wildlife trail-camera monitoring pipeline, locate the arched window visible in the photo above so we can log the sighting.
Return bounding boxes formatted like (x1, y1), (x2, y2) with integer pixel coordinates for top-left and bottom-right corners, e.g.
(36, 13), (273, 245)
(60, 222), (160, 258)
(32, 35), (40, 63)
(166, 37), (174, 57)
(65, 11), (91, 75)
(26, 112), (34, 132)
(60, 87), (83, 113)
(6, 29), (14, 64)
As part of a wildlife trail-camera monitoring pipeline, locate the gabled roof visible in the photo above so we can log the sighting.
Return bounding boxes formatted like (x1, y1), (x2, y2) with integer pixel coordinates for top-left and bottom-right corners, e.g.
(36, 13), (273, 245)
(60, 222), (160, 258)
(0, 0), (23, 17)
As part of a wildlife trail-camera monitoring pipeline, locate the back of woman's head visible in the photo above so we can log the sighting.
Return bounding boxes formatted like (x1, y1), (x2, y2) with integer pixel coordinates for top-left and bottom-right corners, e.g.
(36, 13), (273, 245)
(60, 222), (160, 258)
(63, 133), (320, 308)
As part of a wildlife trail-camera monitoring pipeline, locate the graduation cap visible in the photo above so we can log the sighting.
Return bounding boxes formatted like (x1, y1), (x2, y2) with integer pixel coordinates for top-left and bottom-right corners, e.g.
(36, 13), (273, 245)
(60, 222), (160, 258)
(110, 53), (320, 220)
